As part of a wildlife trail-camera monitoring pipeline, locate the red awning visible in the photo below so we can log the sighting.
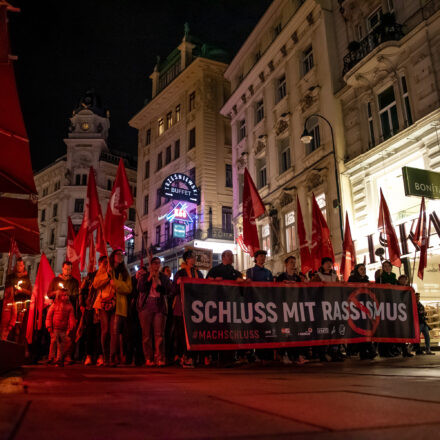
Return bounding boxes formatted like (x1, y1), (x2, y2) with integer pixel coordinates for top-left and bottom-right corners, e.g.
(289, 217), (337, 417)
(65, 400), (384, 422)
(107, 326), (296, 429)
(0, 197), (40, 254)
(0, 4), (37, 195)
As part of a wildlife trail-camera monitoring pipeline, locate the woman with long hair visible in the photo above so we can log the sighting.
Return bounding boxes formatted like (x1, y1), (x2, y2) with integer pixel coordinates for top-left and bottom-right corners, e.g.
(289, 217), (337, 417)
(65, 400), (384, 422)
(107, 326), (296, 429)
(93, 250), (132, 366)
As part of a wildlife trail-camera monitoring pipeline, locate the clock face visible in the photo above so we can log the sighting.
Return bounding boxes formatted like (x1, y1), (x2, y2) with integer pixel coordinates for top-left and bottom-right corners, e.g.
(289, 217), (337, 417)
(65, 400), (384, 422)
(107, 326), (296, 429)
(81, 121), (90, 131)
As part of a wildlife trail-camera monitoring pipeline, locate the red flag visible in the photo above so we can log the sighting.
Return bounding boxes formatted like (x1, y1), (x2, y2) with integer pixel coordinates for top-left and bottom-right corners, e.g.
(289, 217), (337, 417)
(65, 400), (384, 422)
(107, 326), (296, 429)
(310, 194), (335, 271)
(66, 217), (81, 282)
(296, 195), (312, 273)
(26, 253), (54, 344)
(414, 197), (428, 280)
(74, 167), (106, 270)
(242, 168), (265, 257)
(87, 233), (96, 273)
(6, 236), (21, 274)
(340, 212), (356, 281)
(378, 189), (401, 267)
(104, 158), (134, 251)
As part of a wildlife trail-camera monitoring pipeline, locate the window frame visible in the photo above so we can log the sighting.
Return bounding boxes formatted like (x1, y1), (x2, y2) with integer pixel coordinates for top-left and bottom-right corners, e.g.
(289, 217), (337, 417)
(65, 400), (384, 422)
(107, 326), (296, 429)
(255, 99), (264, 124)
(277, 75), (287, 102)
(302, 46), (314, 76)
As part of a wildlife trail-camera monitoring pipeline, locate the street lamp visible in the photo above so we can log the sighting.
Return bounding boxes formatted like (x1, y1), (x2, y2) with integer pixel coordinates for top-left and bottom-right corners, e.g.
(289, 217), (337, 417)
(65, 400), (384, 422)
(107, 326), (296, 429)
(301, 114), (344, 242)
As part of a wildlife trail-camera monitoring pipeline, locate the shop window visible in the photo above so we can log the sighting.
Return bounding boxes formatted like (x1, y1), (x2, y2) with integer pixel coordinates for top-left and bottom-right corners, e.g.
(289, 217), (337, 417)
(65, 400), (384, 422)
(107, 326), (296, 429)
(222, 206), (233, 233)
(128, 208), (136, 222)
(174, 139), (180, 159)
(158, 118), (164, 136)
(225, 164), (232, 188)
(145, 160), (150, 179)
(155, 225), (161, 245)
(277, 75), (286, 102)
(74, 199), (84, 213)
(305, 121), (321, 155)
(175, 105), (181, 122)
(257, 159), (267, 189)
(166, 145), (172, 165)
(156, 188), (161, 208)
(146, 129), (151, 145)
(367, 102), (375, 148)
(378, 86), (398, 141)
(302, 46), (314, 76)
(315, 192), (327, 220)
(285, 211), (296, 253)
(238, 119), (246, 141)
(261, 224), (271, 257)
(166, 112), (173, 130)
(255, 100), (264, 124)
(401, 75), (413, 127)
(189, 91), (195, 112)
(278, 137), (291, 174)
(189, 127), (196, 150)
(144, 195), (149, 215)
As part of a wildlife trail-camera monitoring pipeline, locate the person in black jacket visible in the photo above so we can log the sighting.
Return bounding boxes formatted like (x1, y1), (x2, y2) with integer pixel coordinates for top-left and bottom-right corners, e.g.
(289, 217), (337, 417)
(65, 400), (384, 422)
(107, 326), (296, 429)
(78, 259), (103, 366)
(276, 256), (305, 282)
(172, 250), (204, 368)
(137, 257), (172, 367)
(414, 292), (435, 355)
(347, 264), (376, 360)
(207, 250), (242, 280)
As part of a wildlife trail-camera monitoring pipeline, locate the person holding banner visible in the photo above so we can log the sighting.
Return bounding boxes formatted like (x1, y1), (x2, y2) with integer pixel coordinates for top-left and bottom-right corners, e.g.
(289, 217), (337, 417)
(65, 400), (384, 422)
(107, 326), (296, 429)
(312, 257), (339, 283)
(347, 264), (377, 360)
(375, 260), (397, 285)
(276, 256), (305, 283)
(415, 293), (435, 355)
(207, 250), (243, 281)
(172, 250), (204, 368)
(246, 250), (273, 282)
(137, 257), (172, 367)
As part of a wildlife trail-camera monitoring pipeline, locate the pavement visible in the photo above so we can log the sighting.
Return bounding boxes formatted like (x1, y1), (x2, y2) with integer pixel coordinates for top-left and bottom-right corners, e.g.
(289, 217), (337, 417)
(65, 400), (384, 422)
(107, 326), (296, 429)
(1, 355), (440, 440)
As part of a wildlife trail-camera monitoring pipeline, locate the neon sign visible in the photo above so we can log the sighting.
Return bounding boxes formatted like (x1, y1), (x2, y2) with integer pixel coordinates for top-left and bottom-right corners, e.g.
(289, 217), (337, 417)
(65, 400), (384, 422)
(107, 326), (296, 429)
(159, 202), (193, 224)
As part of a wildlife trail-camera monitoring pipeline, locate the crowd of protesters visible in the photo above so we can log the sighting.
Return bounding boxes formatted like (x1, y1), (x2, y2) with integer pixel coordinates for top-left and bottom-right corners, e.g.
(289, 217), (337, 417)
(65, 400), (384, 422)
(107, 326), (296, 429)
(0, 249), (435, 368)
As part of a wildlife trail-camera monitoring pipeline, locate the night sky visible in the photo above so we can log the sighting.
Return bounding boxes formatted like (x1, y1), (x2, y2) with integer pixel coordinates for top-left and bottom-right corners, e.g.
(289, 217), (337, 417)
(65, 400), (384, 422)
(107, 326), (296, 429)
(8, 0), (272, 172)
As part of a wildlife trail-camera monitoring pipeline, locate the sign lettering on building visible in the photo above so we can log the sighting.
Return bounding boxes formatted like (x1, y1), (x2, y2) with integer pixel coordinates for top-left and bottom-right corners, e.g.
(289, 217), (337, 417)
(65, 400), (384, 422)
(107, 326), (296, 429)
(160, 173), (200, 204)
(402, 166), (440, 199)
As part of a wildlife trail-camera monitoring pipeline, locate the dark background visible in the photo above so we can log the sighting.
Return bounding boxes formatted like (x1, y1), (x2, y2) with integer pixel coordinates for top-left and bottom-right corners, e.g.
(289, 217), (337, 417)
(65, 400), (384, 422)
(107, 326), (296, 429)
(8, 0), (272, 171)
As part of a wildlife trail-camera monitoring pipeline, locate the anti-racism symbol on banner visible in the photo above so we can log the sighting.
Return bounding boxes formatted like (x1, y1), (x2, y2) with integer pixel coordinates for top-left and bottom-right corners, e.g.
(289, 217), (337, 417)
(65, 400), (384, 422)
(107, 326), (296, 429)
(347, 288), (381, 337)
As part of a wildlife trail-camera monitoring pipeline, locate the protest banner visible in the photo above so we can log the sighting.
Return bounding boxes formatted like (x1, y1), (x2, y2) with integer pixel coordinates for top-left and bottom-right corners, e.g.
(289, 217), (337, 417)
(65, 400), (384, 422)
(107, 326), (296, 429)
(181, 280), (419, 350)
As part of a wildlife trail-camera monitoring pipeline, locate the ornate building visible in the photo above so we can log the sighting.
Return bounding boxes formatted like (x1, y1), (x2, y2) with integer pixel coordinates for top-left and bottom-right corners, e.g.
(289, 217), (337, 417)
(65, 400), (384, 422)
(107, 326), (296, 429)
(221, 0), (346, 275)
(129, 26), (234, 274)
(25, 91), (137, 279)
(334, 0), (440, 300)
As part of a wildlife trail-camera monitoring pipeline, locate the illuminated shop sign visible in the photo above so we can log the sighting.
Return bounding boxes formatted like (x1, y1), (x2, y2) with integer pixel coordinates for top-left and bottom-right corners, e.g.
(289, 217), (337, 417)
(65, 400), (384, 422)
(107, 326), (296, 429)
(173, 223), (186, 238)
(159, 202), (193, 224)
(160, 173), (200, 204)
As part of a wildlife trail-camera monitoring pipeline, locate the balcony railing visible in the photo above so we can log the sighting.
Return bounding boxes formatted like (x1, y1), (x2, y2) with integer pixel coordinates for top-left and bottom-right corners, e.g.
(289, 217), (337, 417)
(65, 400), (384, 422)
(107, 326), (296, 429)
(127, 228), (234, 262)
(342, 20), (404, 75)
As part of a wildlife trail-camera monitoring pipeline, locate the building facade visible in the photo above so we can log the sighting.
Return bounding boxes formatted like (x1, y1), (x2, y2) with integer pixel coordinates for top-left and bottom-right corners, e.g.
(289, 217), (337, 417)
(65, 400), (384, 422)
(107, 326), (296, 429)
(129, 28), (234, 275)
(332, 0), (440, 306)
(23, 91), (137, 279)
(221, 0), (346, 275)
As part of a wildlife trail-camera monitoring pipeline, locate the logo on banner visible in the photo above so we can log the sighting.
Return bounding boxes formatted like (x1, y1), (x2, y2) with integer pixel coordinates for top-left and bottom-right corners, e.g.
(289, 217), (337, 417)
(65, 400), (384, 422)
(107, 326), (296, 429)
(281, 328), (291, 335)
(298, 328), (313, 336)
(317, 327), (329, 335)
(347, 288), (381, 337)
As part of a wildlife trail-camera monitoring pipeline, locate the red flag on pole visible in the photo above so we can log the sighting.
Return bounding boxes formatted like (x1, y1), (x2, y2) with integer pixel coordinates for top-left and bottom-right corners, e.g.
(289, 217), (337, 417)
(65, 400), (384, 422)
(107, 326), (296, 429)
(242, 168), (265, 257)
(413, 197), (428, 280)
(310, 194), (335, 271)
(378, 189), (401, 267)
(26, 253), (54, 344)
(104, 158), (134, 251)
(74, 167), (106, 270)
(296, 195), (312, 274)
(340, 212), (356, 281)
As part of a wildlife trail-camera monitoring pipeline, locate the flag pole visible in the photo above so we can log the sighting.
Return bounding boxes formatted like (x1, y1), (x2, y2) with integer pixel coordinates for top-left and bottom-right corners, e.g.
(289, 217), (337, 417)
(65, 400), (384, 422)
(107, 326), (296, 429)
(411, 248), (418, 285)
(134, 206), (149, 264)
